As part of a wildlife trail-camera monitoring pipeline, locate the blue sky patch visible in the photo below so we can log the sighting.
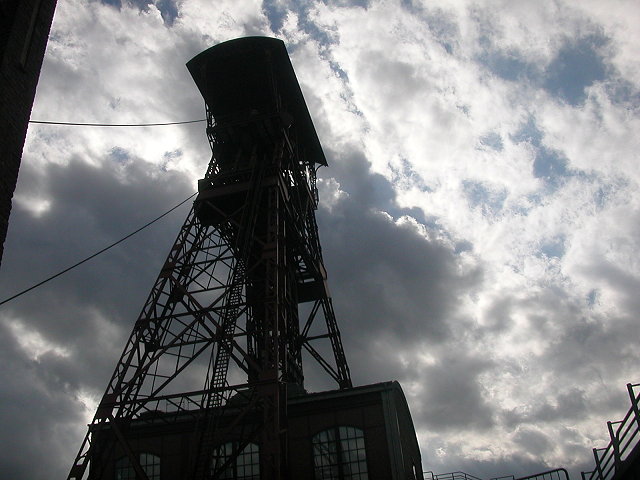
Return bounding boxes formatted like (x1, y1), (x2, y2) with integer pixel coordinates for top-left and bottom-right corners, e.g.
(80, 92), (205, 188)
(329, 60), (349, 82)
(605, 77), (640, 111)
(262, 0), (288, 33)
(411, 7), (460, 55)
(479, 131), (503, 151)
(462, 180), (507, 216)
(397, 205), (430, 228)
(155, 0), (179, 25)
(532, 147), (569, 186)
(391, 157), (429, 191)
(454, 239), (473, 254)
(543, 34), (608, 106)
(592, 175), (628, 210)
(160, 149), (182, 171)
(262, 1), (333, 45)
(511, 116), (542, 145)
(322, 0), (369, 7)
(512, 117), (571, 189)
(479, 48), (539, 83)
(538, 236), (566, 259)
(586, 289), (599, 307)
(477, 32), (609, 107)
(99, 0), (179, 26)
(100, 0), (122, 7)
(109, 146), (131, 164)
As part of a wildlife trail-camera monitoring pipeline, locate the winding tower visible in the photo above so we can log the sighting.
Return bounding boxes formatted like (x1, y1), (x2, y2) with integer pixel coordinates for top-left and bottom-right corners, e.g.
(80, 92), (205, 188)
(68, 37), (352, 480)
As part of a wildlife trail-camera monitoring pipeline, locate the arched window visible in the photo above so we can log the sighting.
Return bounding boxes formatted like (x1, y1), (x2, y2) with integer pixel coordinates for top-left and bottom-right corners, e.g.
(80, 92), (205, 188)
(312, 426), (368, 480)
(211, 442), (260, 479)
(115, 453), (160, 480)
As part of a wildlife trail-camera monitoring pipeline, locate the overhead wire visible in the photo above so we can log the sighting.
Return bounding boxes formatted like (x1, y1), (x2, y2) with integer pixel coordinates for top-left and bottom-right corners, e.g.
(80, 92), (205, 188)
(2, 116), (205, 306)
(0, 192), (197, 307)
(29, 119), (206, 127)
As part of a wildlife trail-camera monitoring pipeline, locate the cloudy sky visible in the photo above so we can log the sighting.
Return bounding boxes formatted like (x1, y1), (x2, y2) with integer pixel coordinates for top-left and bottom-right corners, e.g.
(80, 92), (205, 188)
(2, 0), (640, 478)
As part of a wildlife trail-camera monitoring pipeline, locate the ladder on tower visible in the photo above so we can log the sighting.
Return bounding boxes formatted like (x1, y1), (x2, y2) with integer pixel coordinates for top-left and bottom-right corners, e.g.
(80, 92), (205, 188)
(191, 143), (270, 480)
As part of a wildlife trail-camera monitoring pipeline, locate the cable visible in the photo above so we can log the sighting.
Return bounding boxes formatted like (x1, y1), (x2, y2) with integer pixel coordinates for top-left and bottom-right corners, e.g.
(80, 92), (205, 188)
(0, 192), (197, 307)
(29, 119), (206, 127)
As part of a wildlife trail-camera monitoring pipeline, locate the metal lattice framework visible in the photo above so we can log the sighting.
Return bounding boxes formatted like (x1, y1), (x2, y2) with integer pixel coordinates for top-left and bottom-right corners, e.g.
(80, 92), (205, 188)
(68, 37), (351, 480)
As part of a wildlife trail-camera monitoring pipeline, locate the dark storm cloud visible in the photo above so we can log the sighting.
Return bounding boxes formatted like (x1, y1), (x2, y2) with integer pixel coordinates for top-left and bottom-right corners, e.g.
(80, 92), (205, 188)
(438, 453), (550, 480)
(417, 353), (495, 431)
(542, 311), (640, 400)
(478, 295), (514, 334)
(502, 388), (588, 428)
(2, 151), (193, 326)
(0, 148), (193, 479)
(0, 325), (85, 479)
(514, 428), (552, 457)
(591, 262), (640, 314)
(318, 150), (481, 345)
(312, 148), (483, 393)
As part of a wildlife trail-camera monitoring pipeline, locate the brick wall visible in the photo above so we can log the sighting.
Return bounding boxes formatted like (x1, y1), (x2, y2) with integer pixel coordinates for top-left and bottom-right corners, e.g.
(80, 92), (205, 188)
(0, 0), (58, 266)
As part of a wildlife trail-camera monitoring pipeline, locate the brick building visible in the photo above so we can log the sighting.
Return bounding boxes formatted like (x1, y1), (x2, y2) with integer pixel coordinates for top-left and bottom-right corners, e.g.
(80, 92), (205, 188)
(91, 381), (424, 479)
(0, 0), (57, 265)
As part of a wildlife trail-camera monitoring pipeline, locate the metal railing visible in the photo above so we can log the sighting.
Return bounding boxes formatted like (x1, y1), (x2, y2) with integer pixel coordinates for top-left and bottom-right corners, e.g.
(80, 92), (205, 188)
(425, 469), (568, 480)
(581, 383), (640, 480)
(514, 468), (570, 480)
(425, 472), (484, 480)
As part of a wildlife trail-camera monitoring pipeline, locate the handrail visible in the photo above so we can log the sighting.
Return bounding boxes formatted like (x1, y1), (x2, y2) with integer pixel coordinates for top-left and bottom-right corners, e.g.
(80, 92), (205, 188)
(433, 471), (484, 480)
(430, 467), (569, 480)
(515, 467), (570, 480)
(581, 383), (640, 480)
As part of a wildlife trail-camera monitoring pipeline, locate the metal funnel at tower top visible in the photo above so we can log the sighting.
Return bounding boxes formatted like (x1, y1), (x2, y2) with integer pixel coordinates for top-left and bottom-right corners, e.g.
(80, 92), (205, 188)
(186, 36), (327, 167)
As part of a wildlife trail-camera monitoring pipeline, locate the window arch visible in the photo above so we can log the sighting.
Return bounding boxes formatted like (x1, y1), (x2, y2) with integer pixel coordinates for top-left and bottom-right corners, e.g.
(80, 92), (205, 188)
(115, 453), (160, 480)
(312, 426), (368, 480)
(211, 442), (260, 479)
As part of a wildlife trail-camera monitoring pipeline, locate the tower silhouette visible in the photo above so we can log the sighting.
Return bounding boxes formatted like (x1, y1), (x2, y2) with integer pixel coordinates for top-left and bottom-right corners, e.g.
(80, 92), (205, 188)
(68, 37), (351, 480)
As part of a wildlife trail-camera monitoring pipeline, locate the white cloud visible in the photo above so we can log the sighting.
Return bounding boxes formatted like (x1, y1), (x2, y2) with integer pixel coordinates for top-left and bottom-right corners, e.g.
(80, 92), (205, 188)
(6, 318), (70, 361)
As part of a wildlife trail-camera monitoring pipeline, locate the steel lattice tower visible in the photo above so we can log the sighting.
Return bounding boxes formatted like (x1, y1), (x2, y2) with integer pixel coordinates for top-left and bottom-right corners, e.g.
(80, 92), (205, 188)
(68, 37), (351, 480)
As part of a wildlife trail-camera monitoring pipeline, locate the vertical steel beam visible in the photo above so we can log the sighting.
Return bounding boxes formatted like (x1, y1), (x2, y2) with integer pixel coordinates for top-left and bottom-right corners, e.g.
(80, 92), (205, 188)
(607, 420), (621, 472)
(628, 383), (640, 431)
(593, 448), (605, 480)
